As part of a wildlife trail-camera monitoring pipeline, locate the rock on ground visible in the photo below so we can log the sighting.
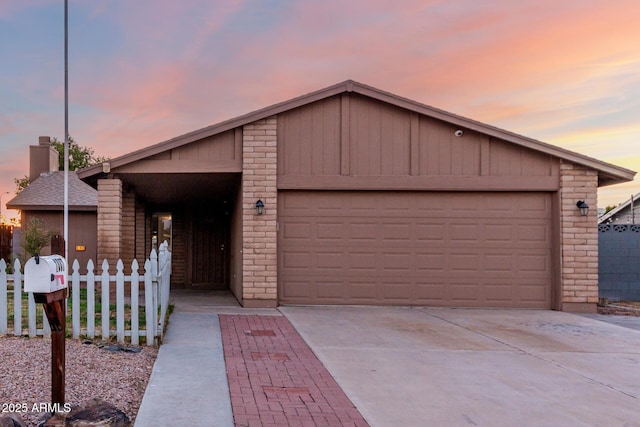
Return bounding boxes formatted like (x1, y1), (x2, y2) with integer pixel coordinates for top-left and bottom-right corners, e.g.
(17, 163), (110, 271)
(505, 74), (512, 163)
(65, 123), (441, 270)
(39, 399), (130, 427)
(0, 414), (27, 427)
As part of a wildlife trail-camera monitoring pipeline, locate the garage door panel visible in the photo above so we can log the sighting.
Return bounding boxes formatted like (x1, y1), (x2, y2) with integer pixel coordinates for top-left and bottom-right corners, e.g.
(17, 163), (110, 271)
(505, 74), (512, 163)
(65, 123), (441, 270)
(415, 282), (447, 303)
(450, 224), (479, 241)
(415, 223), (446, 241)
(518, 254), (548, 273)
(283, 221), (311, 240)
(415, 252), (446, 272)
(483, 254), (516, 273)
(518, 283), (549, 304)
(349, 281), (379, 300)
(316, 280), (345, 299)
(484, 224), (515, 242)
(518, 225), (550, 243)
(449, 283), (480, 303)
(316, 222), (345, 240)
(281, 279), (311, 299)
(279, 191), (553, 308)
(382, 281), (413, 301)
(316, 252), (345, 271)
(383, 223), (412, 240)
(484, 197), (513, 212)
(449, 253), (479, 271)
(350, 222), (378, 240)
(484, 284), (515, 303)
(281, 251), (311, 270)
(382, 253), (411, 272)
(350, 251), (378, 271)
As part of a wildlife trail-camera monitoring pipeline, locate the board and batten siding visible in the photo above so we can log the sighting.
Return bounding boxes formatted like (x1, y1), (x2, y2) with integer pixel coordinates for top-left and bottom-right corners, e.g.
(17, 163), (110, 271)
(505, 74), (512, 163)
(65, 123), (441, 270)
(277, 93), (560, 190)
(115, 129), (242, 174)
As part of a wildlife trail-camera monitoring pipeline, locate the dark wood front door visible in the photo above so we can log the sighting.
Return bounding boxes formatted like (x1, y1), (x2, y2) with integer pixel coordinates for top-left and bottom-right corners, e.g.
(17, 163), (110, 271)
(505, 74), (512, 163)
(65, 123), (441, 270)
(191, 209), (230, 289)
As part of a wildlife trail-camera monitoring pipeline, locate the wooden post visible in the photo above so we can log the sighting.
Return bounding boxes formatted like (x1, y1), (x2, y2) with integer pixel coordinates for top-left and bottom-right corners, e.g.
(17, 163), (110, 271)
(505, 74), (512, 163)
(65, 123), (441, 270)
(51, 234), (64, 258)
(34, 289), (66, 405)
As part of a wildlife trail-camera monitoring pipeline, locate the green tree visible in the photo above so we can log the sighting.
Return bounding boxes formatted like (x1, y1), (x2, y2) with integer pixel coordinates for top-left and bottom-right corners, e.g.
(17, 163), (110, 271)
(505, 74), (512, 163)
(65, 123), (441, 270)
(14, 175), (30, 194)
(604, 205), (618, 214)
(22, 217), (56, 259)
(50, 136), (109, 171)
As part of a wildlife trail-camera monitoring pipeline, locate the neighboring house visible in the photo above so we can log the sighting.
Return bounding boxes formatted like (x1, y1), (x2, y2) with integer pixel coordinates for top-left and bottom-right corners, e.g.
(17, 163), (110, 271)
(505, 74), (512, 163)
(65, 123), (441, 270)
(72, 81), (634, 311)
(6, 137), (97, 269)
(598, 193), (640, 224)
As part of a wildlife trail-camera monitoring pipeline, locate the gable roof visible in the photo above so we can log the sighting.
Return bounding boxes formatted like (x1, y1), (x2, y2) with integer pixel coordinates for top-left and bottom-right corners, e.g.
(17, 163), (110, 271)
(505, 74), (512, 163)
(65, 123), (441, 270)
(7, 171), (97, 211)
(598, 192), (640, 224)
(78, 80), (635, 187)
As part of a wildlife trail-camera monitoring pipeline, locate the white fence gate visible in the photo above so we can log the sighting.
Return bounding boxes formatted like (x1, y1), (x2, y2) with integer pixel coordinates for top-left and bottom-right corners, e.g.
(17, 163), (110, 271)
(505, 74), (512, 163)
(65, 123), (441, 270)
(0, 242), (171, 346)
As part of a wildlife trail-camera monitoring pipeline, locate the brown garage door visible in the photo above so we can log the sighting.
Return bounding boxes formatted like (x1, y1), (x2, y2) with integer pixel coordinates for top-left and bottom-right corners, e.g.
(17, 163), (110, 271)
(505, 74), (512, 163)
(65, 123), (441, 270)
(278, 191), (554, 308)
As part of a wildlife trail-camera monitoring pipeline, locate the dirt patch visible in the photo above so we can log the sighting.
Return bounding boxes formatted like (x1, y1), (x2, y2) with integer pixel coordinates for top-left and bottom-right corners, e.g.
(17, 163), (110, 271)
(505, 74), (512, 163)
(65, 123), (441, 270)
(597, 301), (640, 316)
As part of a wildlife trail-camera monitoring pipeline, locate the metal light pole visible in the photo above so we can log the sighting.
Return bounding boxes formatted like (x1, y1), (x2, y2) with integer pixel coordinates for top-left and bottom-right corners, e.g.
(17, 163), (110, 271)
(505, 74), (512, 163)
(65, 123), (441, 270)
(63, 0), (69, 268)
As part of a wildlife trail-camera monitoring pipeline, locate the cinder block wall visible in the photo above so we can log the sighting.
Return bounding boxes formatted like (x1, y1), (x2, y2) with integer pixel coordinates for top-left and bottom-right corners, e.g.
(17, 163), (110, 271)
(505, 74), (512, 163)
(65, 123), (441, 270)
(559, 162), (599, 312)
(97, 178), (122, 268)
(241, 117), (278, 307)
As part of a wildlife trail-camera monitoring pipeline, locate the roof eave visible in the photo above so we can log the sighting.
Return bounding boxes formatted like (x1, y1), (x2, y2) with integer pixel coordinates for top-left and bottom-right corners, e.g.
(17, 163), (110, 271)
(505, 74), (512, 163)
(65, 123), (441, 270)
(77, 79), (637, 186)
(79, 81), (355, 179)
(6, 204), (97, 212)
(349, 82), (637, 186)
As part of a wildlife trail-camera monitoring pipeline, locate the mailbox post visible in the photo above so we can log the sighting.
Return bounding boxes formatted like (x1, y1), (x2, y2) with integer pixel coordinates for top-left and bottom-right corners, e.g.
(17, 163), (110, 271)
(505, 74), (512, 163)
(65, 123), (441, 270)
(24, 254), (67, 405)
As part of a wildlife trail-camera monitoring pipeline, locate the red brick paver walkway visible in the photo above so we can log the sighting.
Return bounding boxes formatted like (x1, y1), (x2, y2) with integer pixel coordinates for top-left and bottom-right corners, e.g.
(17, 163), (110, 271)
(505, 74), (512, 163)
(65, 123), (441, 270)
(220, 315), (369, 427)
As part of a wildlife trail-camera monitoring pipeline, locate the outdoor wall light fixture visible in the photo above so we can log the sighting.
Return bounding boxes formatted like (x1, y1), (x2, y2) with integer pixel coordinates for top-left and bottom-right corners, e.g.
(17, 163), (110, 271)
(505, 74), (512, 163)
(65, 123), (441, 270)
(576, 200), (589, 217)
(256, 199), (265, 215)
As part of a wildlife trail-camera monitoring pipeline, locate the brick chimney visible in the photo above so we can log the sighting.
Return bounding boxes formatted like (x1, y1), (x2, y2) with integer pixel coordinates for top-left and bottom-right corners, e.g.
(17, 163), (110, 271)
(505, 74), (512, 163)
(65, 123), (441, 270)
(29, 136), (59, 182)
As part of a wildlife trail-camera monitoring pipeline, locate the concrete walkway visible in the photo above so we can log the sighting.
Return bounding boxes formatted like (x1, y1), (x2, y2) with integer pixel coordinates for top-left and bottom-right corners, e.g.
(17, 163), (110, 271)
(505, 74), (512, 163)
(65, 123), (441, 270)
(135, 291), (278, 427)
(136, 291), (640, 427)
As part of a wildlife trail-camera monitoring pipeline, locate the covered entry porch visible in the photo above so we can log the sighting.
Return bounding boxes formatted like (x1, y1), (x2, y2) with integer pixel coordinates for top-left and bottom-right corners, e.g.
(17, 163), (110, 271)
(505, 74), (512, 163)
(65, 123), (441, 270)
(79, 127), (246, 298)
(97, 171), (242, 292)
(118, 171), (241, 291)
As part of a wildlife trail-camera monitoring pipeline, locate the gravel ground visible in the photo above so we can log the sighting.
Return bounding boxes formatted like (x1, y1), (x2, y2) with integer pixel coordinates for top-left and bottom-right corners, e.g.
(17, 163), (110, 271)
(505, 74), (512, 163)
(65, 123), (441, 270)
(0, 337), (158, 426)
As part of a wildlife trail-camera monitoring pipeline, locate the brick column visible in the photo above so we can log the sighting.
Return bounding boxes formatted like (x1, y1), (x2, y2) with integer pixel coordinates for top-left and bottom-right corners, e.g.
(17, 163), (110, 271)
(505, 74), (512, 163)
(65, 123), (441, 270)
(135, 200), (146, 263)
(122, 190), (135, 271)
(559, 162), (599, 312)
(241, 117), (278, 307)
(97, 178), (122, 268)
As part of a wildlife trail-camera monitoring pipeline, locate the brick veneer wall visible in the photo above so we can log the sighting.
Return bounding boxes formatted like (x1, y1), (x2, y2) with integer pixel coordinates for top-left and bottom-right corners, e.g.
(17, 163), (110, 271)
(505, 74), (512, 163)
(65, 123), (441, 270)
(560, 162), (599, 312)
(97, 178), (122, 267)
(122, 190), (135, 272)
(171, 210), (185, 288)
(135, 200), (146, 263)
(241, 117), (278, 307)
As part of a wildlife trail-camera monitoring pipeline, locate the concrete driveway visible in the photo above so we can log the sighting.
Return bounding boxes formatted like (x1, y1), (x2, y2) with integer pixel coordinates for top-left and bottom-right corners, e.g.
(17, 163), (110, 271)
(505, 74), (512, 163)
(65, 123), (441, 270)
(280, 306), (640, 427)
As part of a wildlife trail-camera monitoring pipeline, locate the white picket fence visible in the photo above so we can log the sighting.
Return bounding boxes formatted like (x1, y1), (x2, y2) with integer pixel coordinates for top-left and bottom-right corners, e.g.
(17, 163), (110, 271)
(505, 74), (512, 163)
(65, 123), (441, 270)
(0, 242), (171, 346)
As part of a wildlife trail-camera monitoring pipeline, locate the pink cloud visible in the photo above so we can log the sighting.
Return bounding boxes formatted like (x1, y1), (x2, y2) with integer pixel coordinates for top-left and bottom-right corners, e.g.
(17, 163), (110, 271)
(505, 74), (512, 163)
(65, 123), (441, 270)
(0, 116), (17, 137)
(6, 0), (638, 210)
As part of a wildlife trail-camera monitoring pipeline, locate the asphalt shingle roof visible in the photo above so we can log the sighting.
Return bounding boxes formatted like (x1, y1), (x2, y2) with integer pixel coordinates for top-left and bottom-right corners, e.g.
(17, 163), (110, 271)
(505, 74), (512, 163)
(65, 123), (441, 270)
(6, 171), (97, 211)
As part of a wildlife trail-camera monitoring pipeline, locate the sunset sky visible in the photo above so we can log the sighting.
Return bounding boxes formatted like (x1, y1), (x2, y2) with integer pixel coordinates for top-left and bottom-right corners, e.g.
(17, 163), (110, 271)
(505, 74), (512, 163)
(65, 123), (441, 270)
(1, 0), (640, 222)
